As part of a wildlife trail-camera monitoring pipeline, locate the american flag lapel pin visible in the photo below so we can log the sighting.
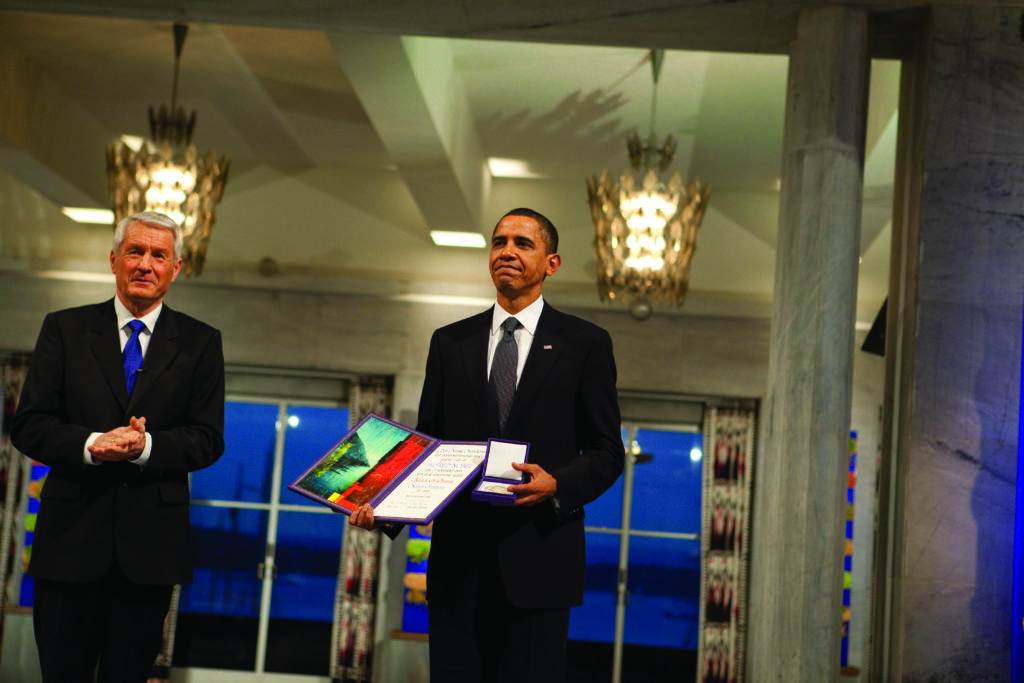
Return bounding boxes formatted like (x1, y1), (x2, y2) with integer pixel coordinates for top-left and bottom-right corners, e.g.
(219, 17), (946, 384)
(543, 344), (553, 350)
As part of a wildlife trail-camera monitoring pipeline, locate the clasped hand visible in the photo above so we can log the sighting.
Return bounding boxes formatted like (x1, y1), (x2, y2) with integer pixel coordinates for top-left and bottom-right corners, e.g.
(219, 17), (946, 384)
(88, 416), (147, 462)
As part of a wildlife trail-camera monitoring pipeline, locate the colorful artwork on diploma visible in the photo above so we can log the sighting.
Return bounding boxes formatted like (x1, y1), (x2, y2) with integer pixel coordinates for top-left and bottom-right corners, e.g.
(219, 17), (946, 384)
(292, 414), (434, 511)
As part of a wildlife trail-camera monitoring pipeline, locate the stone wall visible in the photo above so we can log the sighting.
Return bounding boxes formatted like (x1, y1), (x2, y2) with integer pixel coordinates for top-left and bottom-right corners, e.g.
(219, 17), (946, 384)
(0, 271), (773, 411)
(894, 6), (1024, 681)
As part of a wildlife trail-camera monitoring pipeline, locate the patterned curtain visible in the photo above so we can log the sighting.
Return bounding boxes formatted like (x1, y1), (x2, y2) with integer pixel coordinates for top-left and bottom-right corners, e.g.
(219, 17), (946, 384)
(698, 406), (756, 683)
(330, 376), (393, 682)
(0, 353), (30, 656)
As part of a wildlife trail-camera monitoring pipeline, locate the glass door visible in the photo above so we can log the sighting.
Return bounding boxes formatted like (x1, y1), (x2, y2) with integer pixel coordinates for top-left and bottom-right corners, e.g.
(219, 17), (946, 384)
(568, 422), (703, 683)
(174, 398), (350, 677)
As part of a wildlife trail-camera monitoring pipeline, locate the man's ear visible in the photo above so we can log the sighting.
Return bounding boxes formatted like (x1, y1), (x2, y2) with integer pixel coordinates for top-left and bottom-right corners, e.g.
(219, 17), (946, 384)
(546, 253), (562, 277)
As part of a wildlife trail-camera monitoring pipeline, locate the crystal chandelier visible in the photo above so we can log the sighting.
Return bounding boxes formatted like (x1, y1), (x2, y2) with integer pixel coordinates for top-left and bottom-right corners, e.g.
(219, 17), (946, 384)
(106, 23), (229, 276)
(587, 50), (710, 320)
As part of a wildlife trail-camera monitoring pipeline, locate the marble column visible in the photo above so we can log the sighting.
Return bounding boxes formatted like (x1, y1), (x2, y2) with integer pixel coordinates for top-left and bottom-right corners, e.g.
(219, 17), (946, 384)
(887, 7), (1024, 682)
(747, 7), (869, 681)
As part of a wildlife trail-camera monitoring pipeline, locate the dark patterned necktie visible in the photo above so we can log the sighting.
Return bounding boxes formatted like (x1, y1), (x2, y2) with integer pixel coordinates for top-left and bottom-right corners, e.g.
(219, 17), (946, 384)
(489, 317), (521, 433)
(123, 319), (146, 395)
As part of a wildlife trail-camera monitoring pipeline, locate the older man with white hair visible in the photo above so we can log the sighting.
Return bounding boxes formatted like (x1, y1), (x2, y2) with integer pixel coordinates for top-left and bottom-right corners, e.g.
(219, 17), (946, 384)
(12, 211), (225, 683)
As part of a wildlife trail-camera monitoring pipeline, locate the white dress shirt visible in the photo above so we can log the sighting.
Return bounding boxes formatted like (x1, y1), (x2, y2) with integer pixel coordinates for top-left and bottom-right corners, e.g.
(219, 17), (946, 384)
(487, 295), (544, 386)
(82, 296), (161, 466)
(487, 296), (563, 512)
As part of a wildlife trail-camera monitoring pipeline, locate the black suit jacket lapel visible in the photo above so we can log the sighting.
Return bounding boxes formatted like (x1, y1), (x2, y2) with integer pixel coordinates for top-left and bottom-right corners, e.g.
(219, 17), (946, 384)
(88, 299), (128, 410)
(126, 305), (182, 415)
(505, 304), (565, 434)
(460, 308), (495, 434)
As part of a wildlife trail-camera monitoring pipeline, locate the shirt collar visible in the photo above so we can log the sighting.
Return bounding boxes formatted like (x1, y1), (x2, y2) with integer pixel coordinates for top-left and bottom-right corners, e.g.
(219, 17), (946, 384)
(492, 295), (544, 336)
(114, 295), (163, 334)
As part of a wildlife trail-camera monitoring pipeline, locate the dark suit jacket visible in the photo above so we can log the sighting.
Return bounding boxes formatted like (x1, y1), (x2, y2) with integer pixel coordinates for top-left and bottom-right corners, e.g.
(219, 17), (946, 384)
(11, 299), (225, 586)
(417, 303), (624, 610)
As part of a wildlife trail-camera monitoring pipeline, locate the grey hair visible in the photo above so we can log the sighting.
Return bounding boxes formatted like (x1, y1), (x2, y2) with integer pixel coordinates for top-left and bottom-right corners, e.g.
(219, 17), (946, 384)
(112, 211), (184, 260)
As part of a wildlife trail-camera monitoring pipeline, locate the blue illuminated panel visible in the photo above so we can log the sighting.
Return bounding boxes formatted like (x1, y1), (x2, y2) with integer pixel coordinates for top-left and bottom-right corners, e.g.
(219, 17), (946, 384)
(1013, 313), (1024, 680)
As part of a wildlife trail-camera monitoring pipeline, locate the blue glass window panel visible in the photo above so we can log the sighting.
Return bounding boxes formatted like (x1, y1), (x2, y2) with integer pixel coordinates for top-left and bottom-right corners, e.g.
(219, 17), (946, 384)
(569, 531), (620, 644)
(624, 536), (701, 649)
(180, 506), (267, 618)
(280, 405), (350, 507)
(585, 476), (624, 529)
(630, 429), (703, 534)
(582, 427), (629, 527)
(267, 511), (344, 622)
(190, 401), (277, 503)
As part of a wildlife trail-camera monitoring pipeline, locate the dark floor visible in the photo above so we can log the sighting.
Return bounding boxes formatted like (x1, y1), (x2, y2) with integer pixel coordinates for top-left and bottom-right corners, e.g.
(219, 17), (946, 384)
(173, 613), (332, 676)
(567, 641), (697, 683)
(174, 614), (696, 681)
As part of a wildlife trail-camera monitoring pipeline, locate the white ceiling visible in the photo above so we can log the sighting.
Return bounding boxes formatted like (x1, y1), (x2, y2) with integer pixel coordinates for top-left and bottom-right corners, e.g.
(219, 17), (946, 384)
(0, 11), (897, 322)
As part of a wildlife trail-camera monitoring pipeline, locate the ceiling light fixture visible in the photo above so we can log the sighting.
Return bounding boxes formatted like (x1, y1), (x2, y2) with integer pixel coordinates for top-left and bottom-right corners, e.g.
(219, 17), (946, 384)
(487, 158), (544, 179)
(106, 23), (229, 276)
(393, 293), (494, 307)
(587, 49), (710, 321)
(430, 230), (487, 248)
(61, 207), (116, 224)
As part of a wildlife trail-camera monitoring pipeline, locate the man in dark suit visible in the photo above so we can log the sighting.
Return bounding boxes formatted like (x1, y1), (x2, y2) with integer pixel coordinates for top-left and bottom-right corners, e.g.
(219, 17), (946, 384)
(352, 208), (624, 682)
(12, 211), (225, 683)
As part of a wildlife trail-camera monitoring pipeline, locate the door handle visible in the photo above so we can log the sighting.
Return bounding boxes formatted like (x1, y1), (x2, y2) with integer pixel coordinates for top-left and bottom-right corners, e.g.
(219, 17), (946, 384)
(257, 561), (277, 580)
(618, 568), (629, 607)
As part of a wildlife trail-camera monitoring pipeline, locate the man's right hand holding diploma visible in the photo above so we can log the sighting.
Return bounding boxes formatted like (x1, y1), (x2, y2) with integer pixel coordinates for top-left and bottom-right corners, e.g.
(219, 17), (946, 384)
(349, 503), (377, 530)
(347, 504), (404, 541)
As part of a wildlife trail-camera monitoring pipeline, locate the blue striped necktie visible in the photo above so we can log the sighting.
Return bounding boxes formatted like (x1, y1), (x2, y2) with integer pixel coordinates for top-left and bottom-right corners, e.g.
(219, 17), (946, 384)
(489, 317), (521, 433)
(123, 319), (146, 395)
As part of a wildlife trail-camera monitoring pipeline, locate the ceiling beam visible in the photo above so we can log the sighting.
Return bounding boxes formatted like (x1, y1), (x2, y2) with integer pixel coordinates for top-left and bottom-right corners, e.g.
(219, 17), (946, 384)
(0, 43), (109, 206)
(328, 31), (488, 234)
(209, 26), (315, 168)
(0, 0), (801, 55)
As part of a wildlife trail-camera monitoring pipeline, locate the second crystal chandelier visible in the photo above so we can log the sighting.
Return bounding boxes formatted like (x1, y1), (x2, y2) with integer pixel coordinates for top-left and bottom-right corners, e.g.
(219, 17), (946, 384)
(587, 49), (710, 320)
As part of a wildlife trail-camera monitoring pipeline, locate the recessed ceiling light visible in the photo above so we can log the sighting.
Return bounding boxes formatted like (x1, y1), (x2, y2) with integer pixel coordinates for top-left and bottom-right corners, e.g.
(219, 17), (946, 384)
(61, 207), (115, 224)
(394, 293), (494, 307)
(487, 158), (544, 179)
(430, 230), (487, 248)
(35, 270), (115, 283)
